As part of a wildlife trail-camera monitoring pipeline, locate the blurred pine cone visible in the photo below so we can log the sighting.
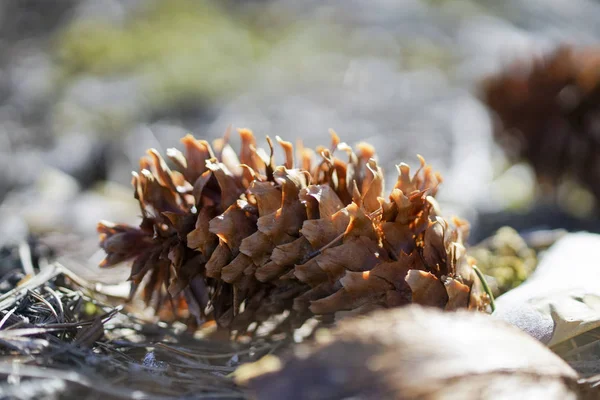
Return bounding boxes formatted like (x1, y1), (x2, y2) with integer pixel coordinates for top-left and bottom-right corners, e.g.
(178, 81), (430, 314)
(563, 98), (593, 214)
(483, 46), (600, 203)
(98, 129), (489, 334)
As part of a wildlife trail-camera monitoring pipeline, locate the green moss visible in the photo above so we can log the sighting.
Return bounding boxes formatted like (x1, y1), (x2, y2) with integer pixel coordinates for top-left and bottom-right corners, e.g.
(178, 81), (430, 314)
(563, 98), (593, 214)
(53, 0), (469, 135)
(56, 0), (270, 103)
(471, 227), (538, 295)
(401, 41), (455, 72)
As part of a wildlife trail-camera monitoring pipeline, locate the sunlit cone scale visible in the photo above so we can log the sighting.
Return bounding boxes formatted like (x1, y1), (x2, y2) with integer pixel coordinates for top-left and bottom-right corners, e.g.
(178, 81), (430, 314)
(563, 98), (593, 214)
(98, 129), (489, 334)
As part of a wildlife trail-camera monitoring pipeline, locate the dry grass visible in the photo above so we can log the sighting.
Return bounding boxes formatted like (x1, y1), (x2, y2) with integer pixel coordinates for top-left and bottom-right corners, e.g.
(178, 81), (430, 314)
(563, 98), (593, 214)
(0, 254), (281, 400)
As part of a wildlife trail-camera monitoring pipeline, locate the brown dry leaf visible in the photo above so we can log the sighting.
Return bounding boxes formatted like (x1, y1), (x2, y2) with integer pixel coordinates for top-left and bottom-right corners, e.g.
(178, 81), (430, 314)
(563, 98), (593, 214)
(243, 306), (586, 400)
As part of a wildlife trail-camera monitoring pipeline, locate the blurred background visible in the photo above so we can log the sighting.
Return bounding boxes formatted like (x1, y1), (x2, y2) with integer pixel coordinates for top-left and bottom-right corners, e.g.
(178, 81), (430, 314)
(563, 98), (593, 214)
(2, 0), (600, 267)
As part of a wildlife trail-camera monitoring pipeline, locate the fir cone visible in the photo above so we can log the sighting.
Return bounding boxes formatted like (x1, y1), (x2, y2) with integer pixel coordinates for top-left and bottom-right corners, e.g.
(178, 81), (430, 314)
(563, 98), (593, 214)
(482, 45), (600, 202)
(98, 129), (489, 334)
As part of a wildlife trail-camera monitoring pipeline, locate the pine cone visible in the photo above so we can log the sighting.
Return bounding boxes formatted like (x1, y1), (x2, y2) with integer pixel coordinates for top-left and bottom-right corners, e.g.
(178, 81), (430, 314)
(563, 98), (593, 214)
(482, 45), (600, 201)
(98, 129), (489, 334)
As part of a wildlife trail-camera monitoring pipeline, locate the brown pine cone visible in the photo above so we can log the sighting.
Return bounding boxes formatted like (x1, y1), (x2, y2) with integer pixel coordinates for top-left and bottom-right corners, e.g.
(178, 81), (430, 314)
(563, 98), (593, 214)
(482, 45), (600, 202)
(98, 129), (489, 334)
